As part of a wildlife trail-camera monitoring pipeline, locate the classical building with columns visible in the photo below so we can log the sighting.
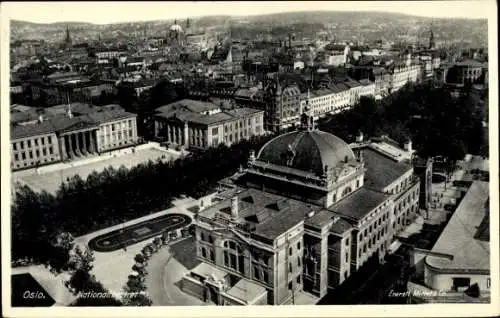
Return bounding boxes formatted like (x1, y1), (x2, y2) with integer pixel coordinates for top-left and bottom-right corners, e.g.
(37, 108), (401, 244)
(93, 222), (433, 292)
(153, 99), (265, 149)
(180, 113), (422, 305)
(10, 106), (138, 170)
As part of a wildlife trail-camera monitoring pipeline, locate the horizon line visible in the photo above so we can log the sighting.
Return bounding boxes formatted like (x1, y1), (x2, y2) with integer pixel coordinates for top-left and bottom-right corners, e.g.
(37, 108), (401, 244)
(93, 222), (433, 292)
(8, 7), (490, 26)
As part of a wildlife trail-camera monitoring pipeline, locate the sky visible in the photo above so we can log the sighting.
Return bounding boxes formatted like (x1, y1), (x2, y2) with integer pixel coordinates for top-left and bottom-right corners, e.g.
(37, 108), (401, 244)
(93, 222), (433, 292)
(2, 1), (493, 24)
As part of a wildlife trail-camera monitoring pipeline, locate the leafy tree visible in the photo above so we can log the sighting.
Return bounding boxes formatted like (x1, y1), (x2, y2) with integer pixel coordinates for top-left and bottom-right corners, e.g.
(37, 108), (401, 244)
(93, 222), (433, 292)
(122, 293), (152, 306)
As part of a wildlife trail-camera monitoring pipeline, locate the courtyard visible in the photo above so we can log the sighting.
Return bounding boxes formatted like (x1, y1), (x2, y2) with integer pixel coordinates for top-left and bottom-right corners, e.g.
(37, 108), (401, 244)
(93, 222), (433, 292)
(15, 147), (179, 194)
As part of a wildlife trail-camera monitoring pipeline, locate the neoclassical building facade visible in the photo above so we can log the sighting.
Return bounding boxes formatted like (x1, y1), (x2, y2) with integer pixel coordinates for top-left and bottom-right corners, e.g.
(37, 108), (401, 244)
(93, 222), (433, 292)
(11, 107), (138, 170)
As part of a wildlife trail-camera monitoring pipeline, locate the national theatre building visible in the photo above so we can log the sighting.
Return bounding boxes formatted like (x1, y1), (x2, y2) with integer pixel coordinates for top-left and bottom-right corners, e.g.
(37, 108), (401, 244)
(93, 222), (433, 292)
(181, 114), (421, 305)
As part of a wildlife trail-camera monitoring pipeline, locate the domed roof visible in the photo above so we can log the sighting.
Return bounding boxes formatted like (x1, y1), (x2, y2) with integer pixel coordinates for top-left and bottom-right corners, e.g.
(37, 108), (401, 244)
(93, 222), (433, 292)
(257, 130), (356, 175)
(170, 24), (184, 32)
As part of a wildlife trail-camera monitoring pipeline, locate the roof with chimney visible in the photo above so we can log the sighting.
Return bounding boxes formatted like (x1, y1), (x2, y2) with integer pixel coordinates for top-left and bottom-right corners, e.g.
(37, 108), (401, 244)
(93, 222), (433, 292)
(198, 187), (313, 240)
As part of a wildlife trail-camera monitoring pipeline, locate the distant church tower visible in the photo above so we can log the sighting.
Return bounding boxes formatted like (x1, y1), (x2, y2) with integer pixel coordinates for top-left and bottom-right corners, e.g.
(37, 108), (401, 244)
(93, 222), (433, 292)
(64, 24), (72, 49)
(428, 28), (435, 50)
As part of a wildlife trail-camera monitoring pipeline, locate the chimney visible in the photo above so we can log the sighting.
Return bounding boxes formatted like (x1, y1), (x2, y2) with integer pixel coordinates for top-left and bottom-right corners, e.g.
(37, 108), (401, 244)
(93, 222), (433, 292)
(231, 196), (239, 219)
(404, 139), (413, 153)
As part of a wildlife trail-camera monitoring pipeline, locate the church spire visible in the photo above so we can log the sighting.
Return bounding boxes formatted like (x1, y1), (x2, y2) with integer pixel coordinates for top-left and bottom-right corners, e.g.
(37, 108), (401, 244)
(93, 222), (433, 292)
(428, 28), (435, 49)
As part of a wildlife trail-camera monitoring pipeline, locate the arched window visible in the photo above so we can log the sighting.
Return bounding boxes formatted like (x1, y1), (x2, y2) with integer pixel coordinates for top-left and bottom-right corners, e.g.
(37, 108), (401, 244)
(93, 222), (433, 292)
(200, 232), (205, 241)
(223, 240), (244, 274)
(342, 187), (352, 197)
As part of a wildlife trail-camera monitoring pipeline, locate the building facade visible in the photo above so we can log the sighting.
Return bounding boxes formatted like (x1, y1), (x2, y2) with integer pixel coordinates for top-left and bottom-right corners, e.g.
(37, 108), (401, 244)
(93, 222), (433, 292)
(183, 117), (422, 305)
(153, 99), (265, 149)
(10, 107), (138, 170)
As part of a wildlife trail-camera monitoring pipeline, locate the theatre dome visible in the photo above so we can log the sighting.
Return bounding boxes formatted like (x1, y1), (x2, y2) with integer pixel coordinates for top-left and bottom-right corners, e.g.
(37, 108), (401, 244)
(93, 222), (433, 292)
(256, 130), (356, 175)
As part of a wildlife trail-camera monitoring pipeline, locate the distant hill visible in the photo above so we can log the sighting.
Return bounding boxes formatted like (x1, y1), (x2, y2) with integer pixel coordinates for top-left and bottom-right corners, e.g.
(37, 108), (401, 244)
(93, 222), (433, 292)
(10, 11), (488, 46)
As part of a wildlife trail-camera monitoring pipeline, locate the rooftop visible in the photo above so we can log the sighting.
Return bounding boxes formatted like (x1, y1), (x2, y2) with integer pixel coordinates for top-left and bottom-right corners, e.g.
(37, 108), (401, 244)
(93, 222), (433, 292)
(199, 187), (311, 240)
(226, 278), (267, 304)
(305, 209), (335, 230)
(329, 187), (390, 222)
(11, 108), (136, 140)
(426, 181), (490, 273)
(361, 147), (413, 190)
(257, 130), (356, 176)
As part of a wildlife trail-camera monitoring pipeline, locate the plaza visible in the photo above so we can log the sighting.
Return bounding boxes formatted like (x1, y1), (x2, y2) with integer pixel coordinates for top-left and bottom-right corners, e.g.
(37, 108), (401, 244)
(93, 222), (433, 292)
(14, 145), (180, 194)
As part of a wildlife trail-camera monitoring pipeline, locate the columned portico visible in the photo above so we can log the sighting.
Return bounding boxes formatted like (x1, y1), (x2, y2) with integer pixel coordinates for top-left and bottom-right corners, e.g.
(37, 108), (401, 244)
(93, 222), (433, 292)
(60, 128), (98, 159)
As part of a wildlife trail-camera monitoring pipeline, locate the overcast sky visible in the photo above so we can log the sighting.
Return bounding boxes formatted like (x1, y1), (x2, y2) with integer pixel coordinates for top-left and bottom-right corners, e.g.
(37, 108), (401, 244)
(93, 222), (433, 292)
(3, 1), (493, 24)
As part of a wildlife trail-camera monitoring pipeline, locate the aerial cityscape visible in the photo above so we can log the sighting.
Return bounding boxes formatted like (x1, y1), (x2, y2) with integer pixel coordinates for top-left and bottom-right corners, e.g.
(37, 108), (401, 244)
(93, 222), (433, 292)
(4, 1), (494, 313)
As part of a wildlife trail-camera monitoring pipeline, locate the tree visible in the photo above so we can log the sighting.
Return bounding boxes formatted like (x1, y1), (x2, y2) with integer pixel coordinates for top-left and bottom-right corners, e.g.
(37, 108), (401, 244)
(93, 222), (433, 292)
(122, 293), (153, 306)
(68, 246), (95, 273)
(125, 276), (147, 292)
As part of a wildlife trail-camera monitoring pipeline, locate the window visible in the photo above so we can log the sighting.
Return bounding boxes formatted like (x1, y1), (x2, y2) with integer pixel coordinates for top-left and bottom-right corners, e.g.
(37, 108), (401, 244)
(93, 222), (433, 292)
(288, 282), (293, 290)
(254, 266), (260, 280)
(289, 262), (293, 273)
(223, 240), (244, 274)
(29, 151), (33, 159)
(36, 150), (40, 157)
(297, 256), (301, 267)
(201, 247), (207, 258)
(212, 127), (218, 135)
(49, 147), (53, 155)
(34, 139), (39, 146)
(13, 143), (17, 151)
(208, 235), (214, 244)
(201, 232), (205, 241)
(14, 154), (19, 161)
(263, 271), (269, 283)
(42, 149), (46, 156)
(345, 252), (349, 262)
(20, 141), (24, 149)
(297, 242), (301, 250)
(289, 247), (292, 256)
(27, 140), (31, 147)
(210, 250), (215, 261)
(297, 275), (301, 284)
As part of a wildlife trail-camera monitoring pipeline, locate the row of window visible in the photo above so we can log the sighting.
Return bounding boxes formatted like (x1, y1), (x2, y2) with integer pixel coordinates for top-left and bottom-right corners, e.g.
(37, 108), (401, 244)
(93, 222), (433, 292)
(359, 228), (388, 258)
(359, 212), (389, 241)
(101, 130), (134, 141)
(396, 191), (418, 213)
(14, 147), (54, 161)
(99, 139), (134, 149)
(104, 120), (134, 133)
(12, 156), (57, 169)
(12, 136), (54, 151)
